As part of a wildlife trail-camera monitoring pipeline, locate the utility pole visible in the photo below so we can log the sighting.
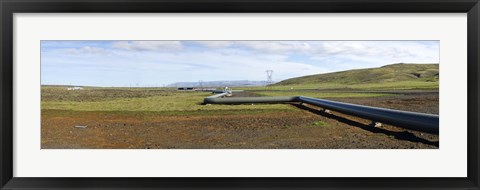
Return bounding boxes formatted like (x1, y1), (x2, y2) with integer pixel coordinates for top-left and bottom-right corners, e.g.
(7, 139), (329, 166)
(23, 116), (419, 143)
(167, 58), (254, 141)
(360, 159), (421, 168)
(265, 70), (273, 85)
(199, 80), (203, 91)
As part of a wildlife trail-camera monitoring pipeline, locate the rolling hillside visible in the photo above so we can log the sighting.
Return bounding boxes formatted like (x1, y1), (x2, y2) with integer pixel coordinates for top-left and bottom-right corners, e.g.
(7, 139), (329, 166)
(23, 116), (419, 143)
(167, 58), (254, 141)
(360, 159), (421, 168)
(273, 63), (439, 90)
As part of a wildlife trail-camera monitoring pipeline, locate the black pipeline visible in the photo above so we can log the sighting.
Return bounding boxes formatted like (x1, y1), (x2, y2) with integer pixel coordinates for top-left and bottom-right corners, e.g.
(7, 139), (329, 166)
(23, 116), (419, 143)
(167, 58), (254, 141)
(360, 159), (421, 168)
(204, 93), (439, 134)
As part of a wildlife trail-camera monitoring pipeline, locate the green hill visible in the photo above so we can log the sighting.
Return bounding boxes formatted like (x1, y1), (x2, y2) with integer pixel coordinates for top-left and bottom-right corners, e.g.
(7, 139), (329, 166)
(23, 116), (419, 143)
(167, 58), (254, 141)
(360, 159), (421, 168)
(273, 63), (439, 90)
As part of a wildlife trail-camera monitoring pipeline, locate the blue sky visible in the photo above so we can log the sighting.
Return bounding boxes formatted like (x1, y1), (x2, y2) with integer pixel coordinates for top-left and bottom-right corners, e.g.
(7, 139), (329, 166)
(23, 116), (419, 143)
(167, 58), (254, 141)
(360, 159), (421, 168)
(41, 40), (439, 87)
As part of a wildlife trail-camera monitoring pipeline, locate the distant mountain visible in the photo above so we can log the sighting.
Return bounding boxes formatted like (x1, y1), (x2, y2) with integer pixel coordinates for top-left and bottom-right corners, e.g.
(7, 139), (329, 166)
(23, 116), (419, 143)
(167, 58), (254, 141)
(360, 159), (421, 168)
(168, 80), (269, 87)
(274, 63), (439, 86)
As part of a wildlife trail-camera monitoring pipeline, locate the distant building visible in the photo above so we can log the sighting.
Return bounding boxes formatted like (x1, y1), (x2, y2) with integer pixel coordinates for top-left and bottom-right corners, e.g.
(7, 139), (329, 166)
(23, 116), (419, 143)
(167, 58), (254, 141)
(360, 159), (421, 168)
(67, 87), (83, 91)
(177, 87), (194, 91)
(177, 87), (217, 91)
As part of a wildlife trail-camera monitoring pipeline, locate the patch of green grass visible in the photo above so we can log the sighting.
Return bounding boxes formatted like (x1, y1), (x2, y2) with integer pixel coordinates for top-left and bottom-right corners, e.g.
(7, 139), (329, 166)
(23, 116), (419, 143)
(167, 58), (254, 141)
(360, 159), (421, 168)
(253, 91), (392, 98)
(41, 86), (177, 102)
(312, 121), (329, 127)
(41, 90), (299, 115)
(41, 87), (393, 116)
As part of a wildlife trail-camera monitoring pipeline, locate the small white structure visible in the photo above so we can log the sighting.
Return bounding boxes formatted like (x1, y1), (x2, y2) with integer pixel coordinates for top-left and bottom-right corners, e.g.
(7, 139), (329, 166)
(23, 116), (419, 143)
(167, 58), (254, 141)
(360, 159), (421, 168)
(224, 87), (233, 97)
(67, 87), (83, 91)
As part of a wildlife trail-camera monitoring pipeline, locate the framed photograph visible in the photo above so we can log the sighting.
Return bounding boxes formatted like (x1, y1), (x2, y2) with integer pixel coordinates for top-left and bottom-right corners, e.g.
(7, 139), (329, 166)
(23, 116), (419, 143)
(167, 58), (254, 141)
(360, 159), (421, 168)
(1, 0), (479, 189)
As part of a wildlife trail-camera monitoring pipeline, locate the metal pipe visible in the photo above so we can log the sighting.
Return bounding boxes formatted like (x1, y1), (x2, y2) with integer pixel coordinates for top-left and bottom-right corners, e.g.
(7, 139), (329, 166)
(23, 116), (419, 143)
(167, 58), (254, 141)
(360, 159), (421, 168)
(205, 92), (230, 99)
(298, 96), (439, 134)
(211, 90), (245, 93)
(204, 96), (298, 104)
(203, 94), (439, 134)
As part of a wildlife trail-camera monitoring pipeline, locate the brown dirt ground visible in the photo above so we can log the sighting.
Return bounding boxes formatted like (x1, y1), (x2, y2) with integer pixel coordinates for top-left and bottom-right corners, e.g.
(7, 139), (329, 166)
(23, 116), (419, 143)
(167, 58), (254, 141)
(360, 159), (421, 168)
(41, 92), (439, 149)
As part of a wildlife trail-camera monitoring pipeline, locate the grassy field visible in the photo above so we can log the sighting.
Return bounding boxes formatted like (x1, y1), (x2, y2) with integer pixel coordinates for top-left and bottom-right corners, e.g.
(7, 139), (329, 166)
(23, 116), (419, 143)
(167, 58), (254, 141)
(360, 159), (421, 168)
(41, 86), (400, 116)
(42, 87), (294, 115)
(42, 64), (439, 113)
(41, 85), (439, 149)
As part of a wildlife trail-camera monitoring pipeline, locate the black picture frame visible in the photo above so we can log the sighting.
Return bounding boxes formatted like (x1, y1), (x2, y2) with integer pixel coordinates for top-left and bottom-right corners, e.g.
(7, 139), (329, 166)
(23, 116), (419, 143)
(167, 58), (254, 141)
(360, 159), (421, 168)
(1, 0), (479, 189)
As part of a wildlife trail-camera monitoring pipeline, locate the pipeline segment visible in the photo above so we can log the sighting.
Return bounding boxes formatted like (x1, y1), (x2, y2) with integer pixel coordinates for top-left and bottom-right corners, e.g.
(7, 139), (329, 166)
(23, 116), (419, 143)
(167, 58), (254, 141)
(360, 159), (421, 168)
(205, 92), (230, 99)
(298, 96), (438, 134)
(203, 94), (439, 134)
(205, 96), (298, 104)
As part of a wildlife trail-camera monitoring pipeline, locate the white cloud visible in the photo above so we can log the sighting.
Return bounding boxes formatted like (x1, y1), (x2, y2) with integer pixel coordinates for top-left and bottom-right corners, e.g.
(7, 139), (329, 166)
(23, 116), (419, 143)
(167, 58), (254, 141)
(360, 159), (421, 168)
(235, 41), (315, 54)
(112, 41), (182, 51)
(310, 41), (439, 69)
(193, 41), (233, 48)
(191, 41), (317, 54)
(61, 46), (110, 56)
(322, 41), (437, 59)
(190, 41), (438, 66)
